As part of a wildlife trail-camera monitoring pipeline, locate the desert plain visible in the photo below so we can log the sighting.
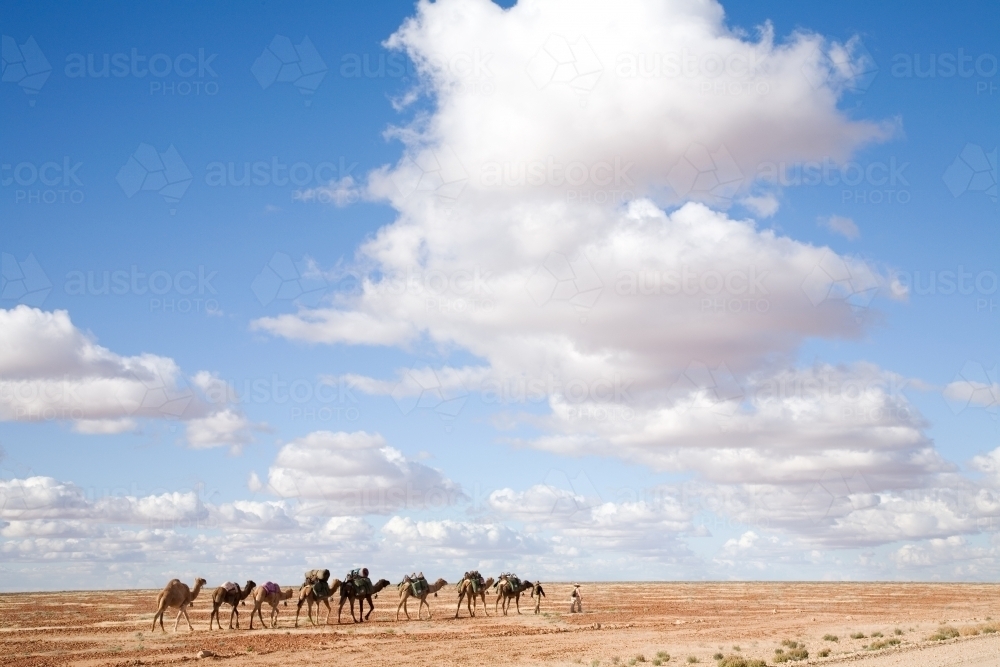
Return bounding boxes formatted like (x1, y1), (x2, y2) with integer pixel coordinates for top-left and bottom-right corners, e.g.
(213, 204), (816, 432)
(2, 582), (1000, 667)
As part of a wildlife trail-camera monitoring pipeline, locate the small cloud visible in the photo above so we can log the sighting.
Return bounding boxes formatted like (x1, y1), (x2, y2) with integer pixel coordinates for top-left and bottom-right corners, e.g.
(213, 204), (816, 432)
(71, 419), (136, 435)
(293, 176), (361, 207)
(739, 193), (780, 218)
(819, 215), (860, 240)
(248, 471), (263, 492)
(263, 204), (281, 214)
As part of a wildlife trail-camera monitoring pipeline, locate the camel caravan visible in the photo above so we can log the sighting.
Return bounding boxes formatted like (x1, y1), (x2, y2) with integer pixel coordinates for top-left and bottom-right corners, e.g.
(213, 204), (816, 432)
(151, 569), (554, 631)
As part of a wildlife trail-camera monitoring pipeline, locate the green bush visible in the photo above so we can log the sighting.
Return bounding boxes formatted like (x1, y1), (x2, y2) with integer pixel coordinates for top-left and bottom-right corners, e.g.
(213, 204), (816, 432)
(822, 634), (838, 642)
(871, 632), (883, 638)
(713, 653), (723, 660)
(928, 626), (960, 641)
(850, 632), (865, 639)
(773, 646), (808, 663)
(867, 638), (901, 650)
(717, 657), (767, 667)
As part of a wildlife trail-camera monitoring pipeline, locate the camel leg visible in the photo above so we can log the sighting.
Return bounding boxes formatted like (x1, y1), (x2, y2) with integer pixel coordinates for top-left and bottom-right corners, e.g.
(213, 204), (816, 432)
(295, 599), (304, 628)
(364, 596), (373, 621)
(455, 591), (463, 619)
(495, 595), (501, 615)
(231, 605), (239, 629)
(174, 608), (183, 632)
(337, 597), (347, 624)
(396, 595), (405, 621)
(251, 604), (263, 629)
(152, 608), (164, 632)
(322, 598), (332, 625)
(515, 593), (521, 615)
(183, 605), (195, 631)
(421, 597), (431, 620)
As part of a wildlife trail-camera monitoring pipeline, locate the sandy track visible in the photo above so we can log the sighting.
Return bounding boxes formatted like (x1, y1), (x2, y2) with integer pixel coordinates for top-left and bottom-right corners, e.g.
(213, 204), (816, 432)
(2, 582), (999, 666)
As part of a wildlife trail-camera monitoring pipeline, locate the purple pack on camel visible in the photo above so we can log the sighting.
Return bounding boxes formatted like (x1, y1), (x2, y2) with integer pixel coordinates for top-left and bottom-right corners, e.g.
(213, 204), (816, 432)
(263, 582), (280, 595)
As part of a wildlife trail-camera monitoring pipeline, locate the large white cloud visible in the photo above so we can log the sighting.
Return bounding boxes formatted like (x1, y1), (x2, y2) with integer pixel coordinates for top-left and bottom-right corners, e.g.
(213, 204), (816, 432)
(261, 430), (466, 515)
(0, 306), (261, 450)
(244, 0), (948, 554)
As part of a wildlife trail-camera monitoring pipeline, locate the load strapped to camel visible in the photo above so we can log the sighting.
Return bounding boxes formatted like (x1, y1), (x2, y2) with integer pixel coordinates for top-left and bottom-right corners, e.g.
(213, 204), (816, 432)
(347, 568), (373, 595)
(401, 572), (428, 596)
(462, 570), (485, 593)
(262, 581), (281, 596)
(304, 569), (331, 598)
(411, 575), (428, 597)
(222, 581), (240, 594)
(499, 572), (521, 590)
(304, 569), (330, 584)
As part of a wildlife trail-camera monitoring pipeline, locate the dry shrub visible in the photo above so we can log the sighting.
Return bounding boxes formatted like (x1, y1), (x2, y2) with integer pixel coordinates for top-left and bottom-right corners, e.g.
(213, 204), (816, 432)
(928, 626), (960, 641)
(866, 638), (901, 650)
(716, 657), (766, 667)
(773, 645), (808, 663)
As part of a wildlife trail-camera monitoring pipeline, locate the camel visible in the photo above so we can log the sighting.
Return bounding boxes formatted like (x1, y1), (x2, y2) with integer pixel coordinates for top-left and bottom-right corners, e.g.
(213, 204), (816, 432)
(531, 581), (546, 614)
(454, 576), (495, 618)
(209, 580), (255, 630)
(395, 577), (448, 620)
(249, 583), (294, 629)
(337, 578), (391, 623)
(152, 577), (206, 632)
(494, 576), (534, 616)
(294, 578), (342, 627)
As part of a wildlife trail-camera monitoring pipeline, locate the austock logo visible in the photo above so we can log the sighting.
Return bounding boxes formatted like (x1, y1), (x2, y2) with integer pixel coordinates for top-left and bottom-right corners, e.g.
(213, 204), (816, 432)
(252, 35), (328, 106)
(1, 35), (52, 104)
(116, 143), (193, 213)
(526, 251), (603, 323)
(526, 34), (603, 102)
(0, 252), (51, 306)
(943, 143), (997, 202)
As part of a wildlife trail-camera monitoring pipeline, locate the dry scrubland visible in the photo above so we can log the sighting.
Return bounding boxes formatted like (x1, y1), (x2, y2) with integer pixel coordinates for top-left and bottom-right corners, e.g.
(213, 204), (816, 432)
(2, 582), (1000, 666)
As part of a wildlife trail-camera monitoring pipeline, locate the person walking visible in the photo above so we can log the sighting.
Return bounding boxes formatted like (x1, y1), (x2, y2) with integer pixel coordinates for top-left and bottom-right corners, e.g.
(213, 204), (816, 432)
(532, 581), (546, 614)
(569, 583), (582, 613)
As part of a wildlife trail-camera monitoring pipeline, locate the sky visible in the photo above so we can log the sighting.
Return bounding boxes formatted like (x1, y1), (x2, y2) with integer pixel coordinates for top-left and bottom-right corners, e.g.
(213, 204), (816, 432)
(0, 0), (997, 591)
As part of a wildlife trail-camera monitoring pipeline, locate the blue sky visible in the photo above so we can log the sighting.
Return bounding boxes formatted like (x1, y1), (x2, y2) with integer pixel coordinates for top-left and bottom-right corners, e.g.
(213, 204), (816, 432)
(0, 0), (997, 590)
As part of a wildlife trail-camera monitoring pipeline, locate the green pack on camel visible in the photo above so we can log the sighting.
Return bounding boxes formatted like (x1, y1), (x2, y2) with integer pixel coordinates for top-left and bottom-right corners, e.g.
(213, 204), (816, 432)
(463, 570), (485, 594)
(347, 568), (373, 595)
(410, 576), (428, 597)
(304, 569), (331, 598)
(399, 572), (428, 597)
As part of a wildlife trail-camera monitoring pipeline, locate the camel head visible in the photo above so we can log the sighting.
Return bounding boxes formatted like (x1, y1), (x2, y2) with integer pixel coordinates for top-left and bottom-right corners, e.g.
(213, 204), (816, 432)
(482, 577), (495, 589)
(372, 579), (391, 595)
(330, 578), (342, 594)
(281, 588), (294, 605)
